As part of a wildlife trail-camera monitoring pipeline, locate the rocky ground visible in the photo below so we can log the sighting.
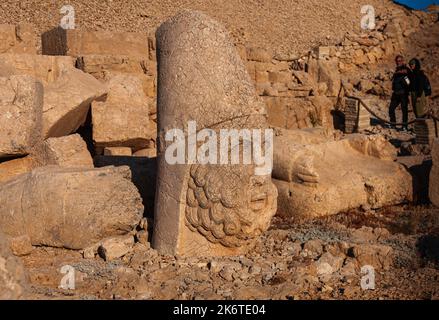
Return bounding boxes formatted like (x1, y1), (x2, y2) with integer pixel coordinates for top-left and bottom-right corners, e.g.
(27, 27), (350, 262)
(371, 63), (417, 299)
(21, 203), (439, 300)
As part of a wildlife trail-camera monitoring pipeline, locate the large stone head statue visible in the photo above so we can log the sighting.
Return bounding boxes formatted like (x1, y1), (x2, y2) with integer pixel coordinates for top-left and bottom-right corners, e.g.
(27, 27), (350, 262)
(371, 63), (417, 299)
(152, 10), (277, 256)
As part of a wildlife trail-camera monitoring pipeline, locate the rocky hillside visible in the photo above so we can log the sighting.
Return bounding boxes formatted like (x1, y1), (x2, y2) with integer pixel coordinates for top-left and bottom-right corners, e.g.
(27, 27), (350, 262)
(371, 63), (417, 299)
(0, 0), (406, 56)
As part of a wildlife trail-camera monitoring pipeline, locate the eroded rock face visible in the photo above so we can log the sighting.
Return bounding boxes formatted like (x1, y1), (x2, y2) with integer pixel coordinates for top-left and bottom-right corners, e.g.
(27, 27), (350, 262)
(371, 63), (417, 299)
(273, 129), (412, 219)
(0, 75), (43, 158)
(0, 231), (27, 299)
(429, 139), (439, 207)
(92, 74), (152, 153)
(0, 166), (143, 250)
(152, 10), (277, 257)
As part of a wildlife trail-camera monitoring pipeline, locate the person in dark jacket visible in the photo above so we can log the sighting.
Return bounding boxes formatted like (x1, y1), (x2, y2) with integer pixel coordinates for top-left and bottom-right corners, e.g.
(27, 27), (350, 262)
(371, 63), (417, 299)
(389, 55), (411, 131)
(408, 58), (431, 118)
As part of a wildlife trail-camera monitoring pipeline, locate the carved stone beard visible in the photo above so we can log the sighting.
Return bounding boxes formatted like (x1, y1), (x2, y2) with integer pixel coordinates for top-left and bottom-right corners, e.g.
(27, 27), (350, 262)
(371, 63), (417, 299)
(185, 163), (277, 248)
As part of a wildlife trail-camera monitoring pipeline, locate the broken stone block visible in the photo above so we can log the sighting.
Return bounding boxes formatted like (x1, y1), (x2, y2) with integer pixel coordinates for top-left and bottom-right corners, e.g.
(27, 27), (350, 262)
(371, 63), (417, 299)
(153, 10), (277, 257)
(104, 147), (133, 156)
(76, 55), (148, 77)
(133, 148), (157, 158)
(273, 130), (412, 219)
(92, 74), (151, 152)
(0, 54), (107, 138)
(307, 95), (334, 130)
(98, 235), (135, 261)
(0, 157), (35, 183)
(0, 54), (75, 84)
(0, 24), (36, 54)
(33, 134), (94, 168)
(0, 166), (143, 250)
(42, 28), (149, 58)
(0, 134), (93, 183)
(76, 55), (157, 97)
(318, 59), (340, 97)
(0, 75), (43, 158)
(430, 139), (439, 207)
(0, 231), (27, 299)
(44, 68), (107, 138)
(93, 155), (157, 216)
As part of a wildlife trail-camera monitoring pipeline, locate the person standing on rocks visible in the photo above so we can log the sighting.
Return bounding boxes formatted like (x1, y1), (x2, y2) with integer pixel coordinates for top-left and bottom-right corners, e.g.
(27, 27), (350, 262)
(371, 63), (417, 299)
(408, 58), (431, 119)
(389, 55), (411, 131)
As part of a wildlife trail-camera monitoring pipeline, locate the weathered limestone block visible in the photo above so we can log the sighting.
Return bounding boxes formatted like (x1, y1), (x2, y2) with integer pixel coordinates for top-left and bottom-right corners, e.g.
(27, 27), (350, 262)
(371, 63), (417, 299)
(0, 75), (43, 158)
(0, 54), (75, 84)
(0, 232), (28, 299)
(0, 134), (93, 183)
(133, 148), (157, 158)
(76, 55), (157, 97)
(92, 74), (151, 152)
(94, 155), (157, 216)
(104, 147), (133, 156)
(0, 166), (143, 249)
(0, 24), (36, 54)
(0, 54), (107, 138)
(263, 97), (288, 127)
(263, 96), (332, 130)
(77, 55), (149, 76)
(273, 131), (412, 220)
(429, 139), (439, 206)
(33, 134), (94, 167)
(42, 28), (149, 58)
(153, 11), (277, 256)
(44, 67), (107, 138)
(0, 157), (35, 183)
(318, 58), (341, 97)
(307, 96), (335, 130)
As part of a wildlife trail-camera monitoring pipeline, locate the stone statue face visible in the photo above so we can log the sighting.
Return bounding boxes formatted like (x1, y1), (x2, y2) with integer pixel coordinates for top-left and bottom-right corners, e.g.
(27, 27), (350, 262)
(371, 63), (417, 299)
(185, 163), (277, 247)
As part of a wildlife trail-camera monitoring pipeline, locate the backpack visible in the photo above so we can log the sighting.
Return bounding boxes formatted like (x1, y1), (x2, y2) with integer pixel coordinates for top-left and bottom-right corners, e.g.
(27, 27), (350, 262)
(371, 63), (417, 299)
(423, 73), (432, 97)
